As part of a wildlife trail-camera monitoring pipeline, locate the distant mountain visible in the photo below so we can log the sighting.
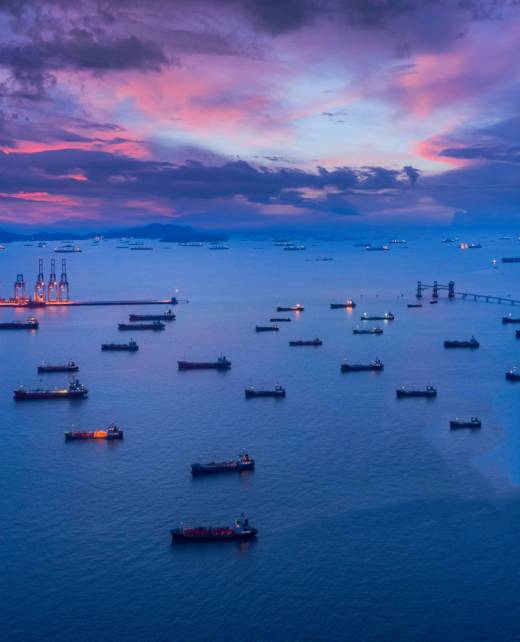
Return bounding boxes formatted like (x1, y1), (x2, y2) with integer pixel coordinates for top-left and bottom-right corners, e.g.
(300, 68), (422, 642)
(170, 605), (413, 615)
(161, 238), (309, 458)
(0, 223), (227, 243)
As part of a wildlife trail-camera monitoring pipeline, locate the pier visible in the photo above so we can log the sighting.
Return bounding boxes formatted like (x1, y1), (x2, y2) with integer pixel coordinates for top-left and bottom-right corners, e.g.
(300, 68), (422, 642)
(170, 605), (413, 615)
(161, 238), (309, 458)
(0, 259), (177, 308)
(416, 280), (520, 305)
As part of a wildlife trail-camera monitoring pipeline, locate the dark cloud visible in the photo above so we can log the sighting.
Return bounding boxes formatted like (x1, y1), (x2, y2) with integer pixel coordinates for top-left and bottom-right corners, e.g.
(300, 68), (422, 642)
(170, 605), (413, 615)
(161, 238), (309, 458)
(0, 148), (417, 218)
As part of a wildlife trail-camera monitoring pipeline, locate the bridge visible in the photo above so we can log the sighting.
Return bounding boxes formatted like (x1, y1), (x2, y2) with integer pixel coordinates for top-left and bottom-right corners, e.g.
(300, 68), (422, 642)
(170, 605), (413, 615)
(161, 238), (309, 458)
(416, 281), (520, 306)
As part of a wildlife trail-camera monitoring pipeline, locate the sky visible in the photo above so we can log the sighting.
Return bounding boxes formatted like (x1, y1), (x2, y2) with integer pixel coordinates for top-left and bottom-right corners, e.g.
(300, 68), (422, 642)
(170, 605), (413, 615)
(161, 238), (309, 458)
(0, 0), (519, 230)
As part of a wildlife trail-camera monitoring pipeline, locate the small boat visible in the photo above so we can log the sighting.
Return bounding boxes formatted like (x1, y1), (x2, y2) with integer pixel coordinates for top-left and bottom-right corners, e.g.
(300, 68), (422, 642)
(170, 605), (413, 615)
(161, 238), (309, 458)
(118, 321), (165, 331)
(130, 246), (153, 251)
(191, 453), (255, 475)
(245, 385), (286, 398)
(54, 244), (81, 253)
(256, 325), (279, 332)
(129, 309), (175, 321)
(170, 515), (257, 542)
(444, 336), (479, 349)
(429, 300), (438, 304)
(289, 338), (322, 346)
(458, 242), (482, 249)
(506, 368), (520, 381)
(353, 326), (383, 335)
(396, 386), (437, 398)
(37, 242), (47, 248)
(341, 359), (384, 372)
(65, 424), (123, 441)
(361, 312), (394, 321)
(178, 356), (231, 370)
(330, 299), (356, 309)
(0, 316), (39, 329)
(442, 238), (459, 243)
(14, 379), (88, 400)
(502, 315), (520, 324)
(450, 417), (481, 429)
(388, 239), (407, 244)
(407, 303), (422, 308)
(102, 340), (139, 352)
(270, 317), (291, 322)
(178, 242), (203, 247)
(277, 305), (304, 312)
(38, 360), (78, 373)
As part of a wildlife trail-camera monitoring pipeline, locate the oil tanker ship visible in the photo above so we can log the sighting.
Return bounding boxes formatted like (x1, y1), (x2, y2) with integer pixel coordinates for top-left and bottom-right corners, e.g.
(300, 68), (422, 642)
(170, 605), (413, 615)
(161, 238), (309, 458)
(277, 305), (304, 312)
(170, 515), (257, 542)
(102, 340), (139, 351)
(14, 379), (88, 400)
(289, 338), (322, 346)
(245, 385), (285, 398)
(361, 312), (395, 321)
(330, 299), (356, 309)
(178, 356), (231, 370)
(191, 453), (254, 475)
(38, 360), (79, 373)
(353, 327), (383, 335)
(128, 309), (175, 321)
(341, 359), (384, 372)
(0, 317), (39, 329)
(65, 424), (123, 440)
(396, 386), (437, 398)
(444, 336), (479, 348)
(118, 321), (165, 331)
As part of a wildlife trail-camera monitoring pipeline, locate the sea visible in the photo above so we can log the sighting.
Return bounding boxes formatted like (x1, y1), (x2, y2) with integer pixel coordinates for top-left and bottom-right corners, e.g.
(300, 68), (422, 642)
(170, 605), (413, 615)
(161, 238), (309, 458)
(2, 231), (520, 642)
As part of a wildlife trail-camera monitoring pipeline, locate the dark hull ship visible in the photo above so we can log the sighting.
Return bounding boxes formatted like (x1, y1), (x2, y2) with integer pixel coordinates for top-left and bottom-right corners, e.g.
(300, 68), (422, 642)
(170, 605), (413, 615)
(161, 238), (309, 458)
(396, 386), (437, 398)
(14, 379), (88, 400)
(178, 356), (231, 370)
(170, 515), (257, 542)
(245, 386), (285, 398)
(65, 424), (123, 440)
(450, 418), (481, 429)
(341, 359), (383, 372)
(444, 337), (479, 348)
(276, 305), (304, 312)
(0, 317), (39, 329)
(38, 360), (79, 373)
(118, 321), (165, 331)
(102, 341), (139, 351)
(256, 325), (279, 332)
(353, 327), (383, 335)
(129, 310), (175, 321)
(191, 454), (254, 475)
(289, 338), (322, 346)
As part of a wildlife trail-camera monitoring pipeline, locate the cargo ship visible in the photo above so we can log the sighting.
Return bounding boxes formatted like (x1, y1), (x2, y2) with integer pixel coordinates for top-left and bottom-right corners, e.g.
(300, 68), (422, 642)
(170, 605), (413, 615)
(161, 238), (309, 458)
(256, 325), (279, 332)
(191, 453), (254, 475)
(450, 417), (481, 429)
(361, 312), (395, 321)
(330, 299), (356, 309)
(38, 360), (78, 373)
(170, 515), (257, 542)
(277, 305), (304, 312)
(14, 379), (88, 400)
(178, 356), (231, 370)
(396, 386), (437, 398)
(129, 309), (175, 321)
(444, 336), (479, 349)
(341, 359), (384, 372)
(270, 317), (291, 322)
(289, 338), (322, 346)
(353, 327), (383, 335)
(245, 385), (285, 398)
(502, 315), (520, 324)
(102, 340), (139, 351)
(506, 368), (520, 381)
(118, 321), (165, 331)
(502, 258), (520, 263)
(0, 316), (39, 329)
(65, 424), (123, 441)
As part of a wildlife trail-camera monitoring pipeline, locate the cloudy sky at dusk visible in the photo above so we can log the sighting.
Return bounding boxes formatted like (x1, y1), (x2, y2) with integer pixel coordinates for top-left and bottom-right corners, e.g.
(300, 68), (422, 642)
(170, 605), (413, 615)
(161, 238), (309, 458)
(0, 0), (519, 229)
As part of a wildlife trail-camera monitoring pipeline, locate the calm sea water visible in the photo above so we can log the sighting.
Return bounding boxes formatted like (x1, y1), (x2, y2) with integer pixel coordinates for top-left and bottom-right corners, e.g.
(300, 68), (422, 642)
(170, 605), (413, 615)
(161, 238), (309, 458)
(2, 232), (520, 641)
